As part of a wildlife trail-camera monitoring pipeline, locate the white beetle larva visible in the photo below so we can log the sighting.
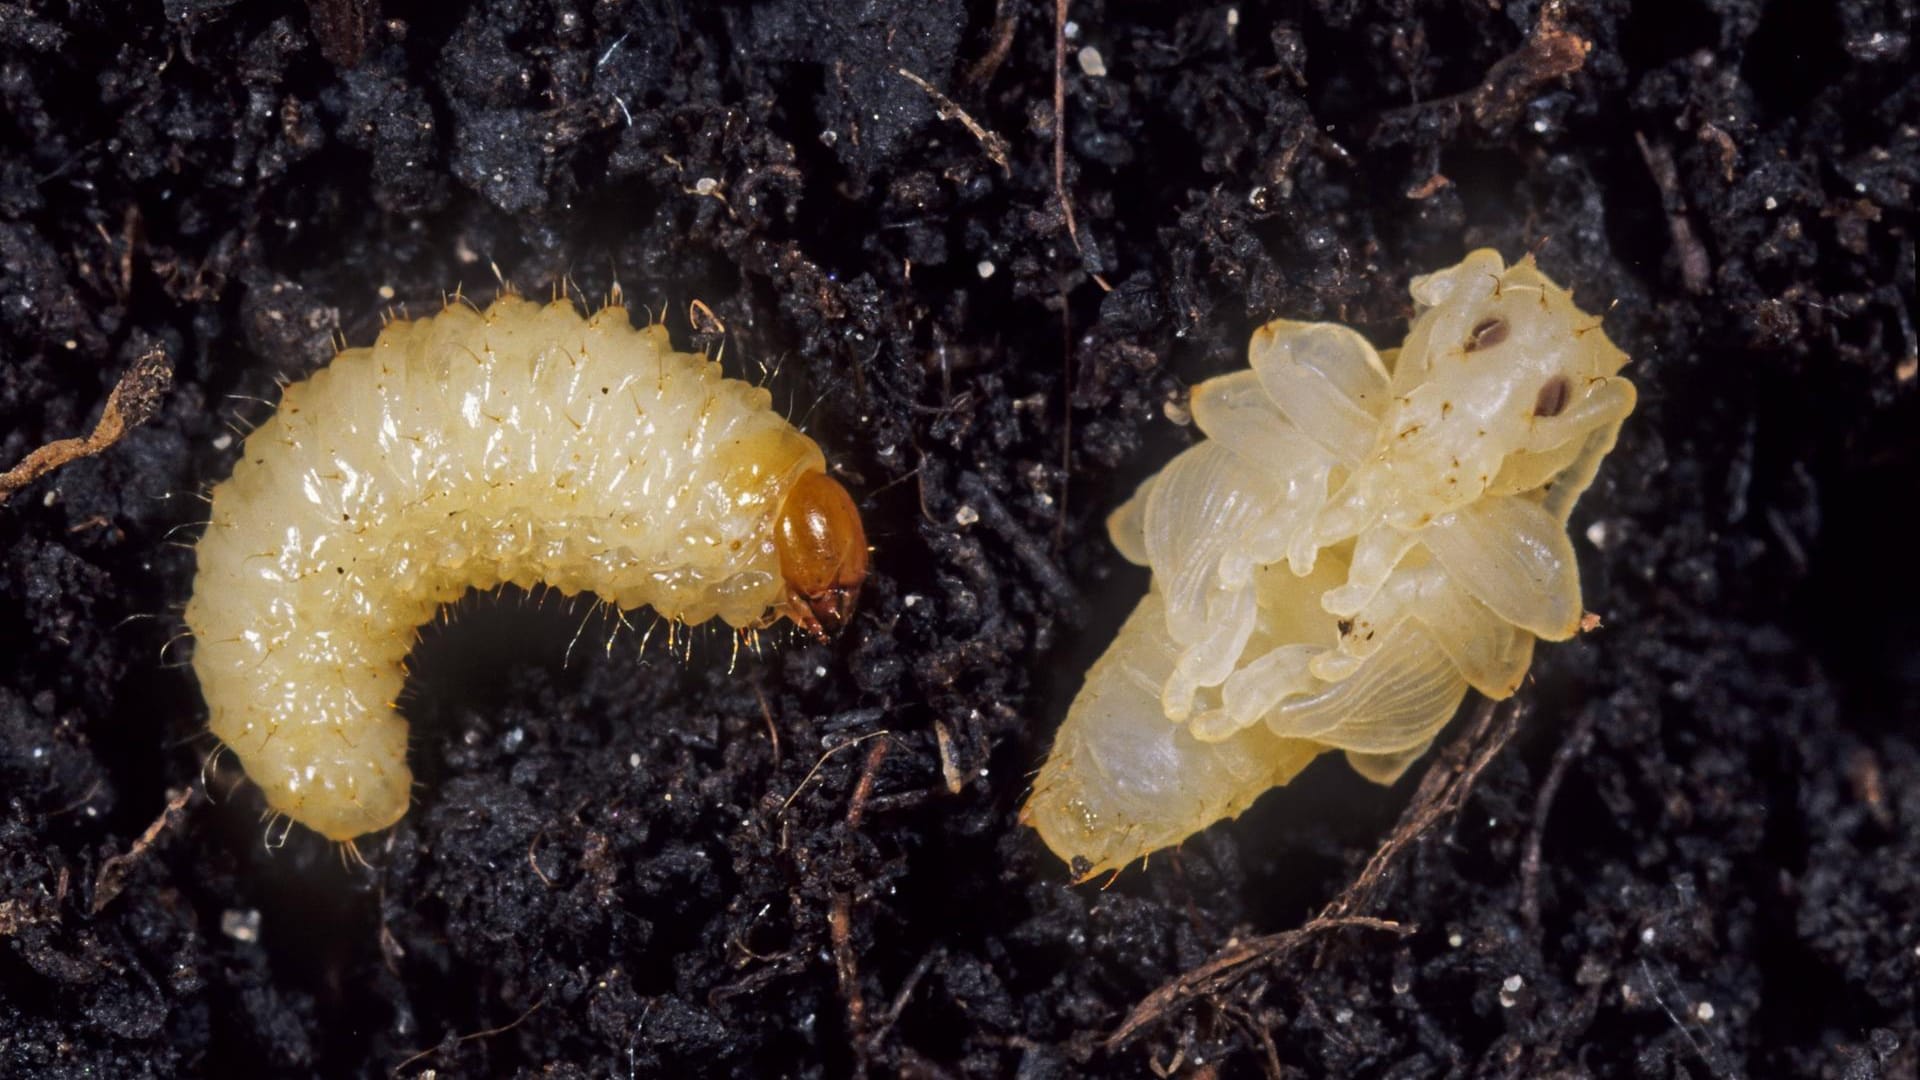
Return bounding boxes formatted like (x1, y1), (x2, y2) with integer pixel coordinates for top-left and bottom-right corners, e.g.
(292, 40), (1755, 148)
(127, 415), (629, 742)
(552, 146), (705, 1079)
(185, 295), (868, 843)
(1026, 250), (1636, 878)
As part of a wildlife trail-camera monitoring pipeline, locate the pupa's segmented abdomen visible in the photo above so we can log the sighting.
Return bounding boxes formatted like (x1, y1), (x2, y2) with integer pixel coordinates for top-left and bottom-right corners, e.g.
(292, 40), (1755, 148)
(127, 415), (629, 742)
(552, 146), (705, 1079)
(1027, 251), (1635, 879)
(186, 296), (839, 841)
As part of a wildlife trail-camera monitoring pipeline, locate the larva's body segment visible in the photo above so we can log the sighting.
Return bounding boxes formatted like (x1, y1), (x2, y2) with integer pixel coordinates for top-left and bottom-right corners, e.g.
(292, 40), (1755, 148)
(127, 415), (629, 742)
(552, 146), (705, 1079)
(186, 296), (860, 841)
(1027, 252), (1634, 879)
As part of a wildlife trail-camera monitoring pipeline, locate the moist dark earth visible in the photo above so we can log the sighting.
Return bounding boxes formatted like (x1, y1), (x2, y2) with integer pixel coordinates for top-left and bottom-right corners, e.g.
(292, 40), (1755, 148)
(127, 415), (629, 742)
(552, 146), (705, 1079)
(2, 0), (1916, 1076)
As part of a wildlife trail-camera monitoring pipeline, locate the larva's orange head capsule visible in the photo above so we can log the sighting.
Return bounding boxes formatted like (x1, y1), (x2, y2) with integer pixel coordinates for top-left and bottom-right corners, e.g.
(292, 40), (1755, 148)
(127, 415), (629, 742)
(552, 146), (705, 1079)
(775, 470), (869, 640)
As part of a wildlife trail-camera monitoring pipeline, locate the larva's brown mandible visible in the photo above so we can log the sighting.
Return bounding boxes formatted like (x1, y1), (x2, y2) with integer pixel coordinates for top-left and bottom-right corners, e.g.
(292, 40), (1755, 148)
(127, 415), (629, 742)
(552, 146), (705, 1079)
(186, 295), (868, 842)
(1025, 251), (1635, 879)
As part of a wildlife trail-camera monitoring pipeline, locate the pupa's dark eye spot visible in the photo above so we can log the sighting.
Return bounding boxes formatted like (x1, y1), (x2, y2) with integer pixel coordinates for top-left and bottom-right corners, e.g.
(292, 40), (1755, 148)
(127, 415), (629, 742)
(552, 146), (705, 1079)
(1466, 317), (1510, 351)
(1533, 376), (1571, 418)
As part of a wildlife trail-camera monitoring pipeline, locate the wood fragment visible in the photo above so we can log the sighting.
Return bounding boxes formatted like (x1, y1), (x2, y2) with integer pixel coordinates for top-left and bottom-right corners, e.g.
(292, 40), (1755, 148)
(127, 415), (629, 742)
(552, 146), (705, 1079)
(0, 345), (173, 506)
(1406, 173), (1453, 199)
(1324, 698), (1521, 920)
(1520, 706), (1599, 933)
(865, 947), (942, 1051)
(1105, 916), (1411, 1049)
(831, 892), (866, 1050)
(846, 735), (891, 828)
(1373, 4), (1592, 140)
(304, 0), (375, 68)
(1469, 5), (1592, 131)
(934, 720), (965, 795)
(1106, 698), (1522, 1050)
(896, 68), (1010, 175)
(1635, 131), (1713, 294)
(781, 729), (891, 816)
(962, 0), (1018, 88)
(91, 787), (194, 914)
(1052, 0), (1110, 292)
(391, 995), (546, 1076)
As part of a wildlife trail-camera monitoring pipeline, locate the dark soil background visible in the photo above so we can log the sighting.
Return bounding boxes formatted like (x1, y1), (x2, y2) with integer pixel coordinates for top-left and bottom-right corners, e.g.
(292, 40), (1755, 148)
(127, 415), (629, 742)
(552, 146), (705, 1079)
(2, 0), (1916, 1076)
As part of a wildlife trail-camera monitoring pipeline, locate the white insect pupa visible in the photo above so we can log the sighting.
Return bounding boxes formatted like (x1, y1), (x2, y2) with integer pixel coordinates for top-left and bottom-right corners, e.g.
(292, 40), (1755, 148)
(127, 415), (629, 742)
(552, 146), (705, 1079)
(185, 293), (868, 842)
(1025, 250), (1636, 879)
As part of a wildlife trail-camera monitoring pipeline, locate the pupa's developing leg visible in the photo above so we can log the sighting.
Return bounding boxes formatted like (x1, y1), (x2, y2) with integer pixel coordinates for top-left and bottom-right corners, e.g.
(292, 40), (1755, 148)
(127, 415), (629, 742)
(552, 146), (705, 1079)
(1024, 591), (1321, 879)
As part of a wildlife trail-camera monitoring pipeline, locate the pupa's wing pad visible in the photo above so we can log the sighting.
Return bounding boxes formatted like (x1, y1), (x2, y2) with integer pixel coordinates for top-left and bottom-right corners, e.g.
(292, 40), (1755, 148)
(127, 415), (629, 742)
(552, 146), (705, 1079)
(1027, 251), (1635, 877)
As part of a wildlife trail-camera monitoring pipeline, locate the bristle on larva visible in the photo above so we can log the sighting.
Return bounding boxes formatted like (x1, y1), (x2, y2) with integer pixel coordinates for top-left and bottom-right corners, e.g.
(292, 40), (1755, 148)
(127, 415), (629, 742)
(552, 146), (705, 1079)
(185, 296), (867, 841)
(1024, 251), (1636, 880)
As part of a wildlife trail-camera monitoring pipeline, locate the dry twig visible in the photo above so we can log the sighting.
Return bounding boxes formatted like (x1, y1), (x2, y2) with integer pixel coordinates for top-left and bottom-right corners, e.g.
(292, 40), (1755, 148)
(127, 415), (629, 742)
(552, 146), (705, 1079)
(1373, 3), (1592, 140)
(1323, 697), (1521, 920)
(1, 345), (173, 505)
(1520, 705), (1599, 933)
(831, 891), (869, 1077)
(1634, 131), (1713, 295)
(1106, 916), (1412, 1050)
(391, 996), (546, 1076)
(846, 735), (891, 828)
(1467, 5), (1591, 130)
(896, 68), (1010, 175)
(91, 787), (195, 914)
(781, 729), (891, 816)
(962, 0), (1018, 88)
(1106, 697), (1525, 1049)
(1051, 0), (1110, 292)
